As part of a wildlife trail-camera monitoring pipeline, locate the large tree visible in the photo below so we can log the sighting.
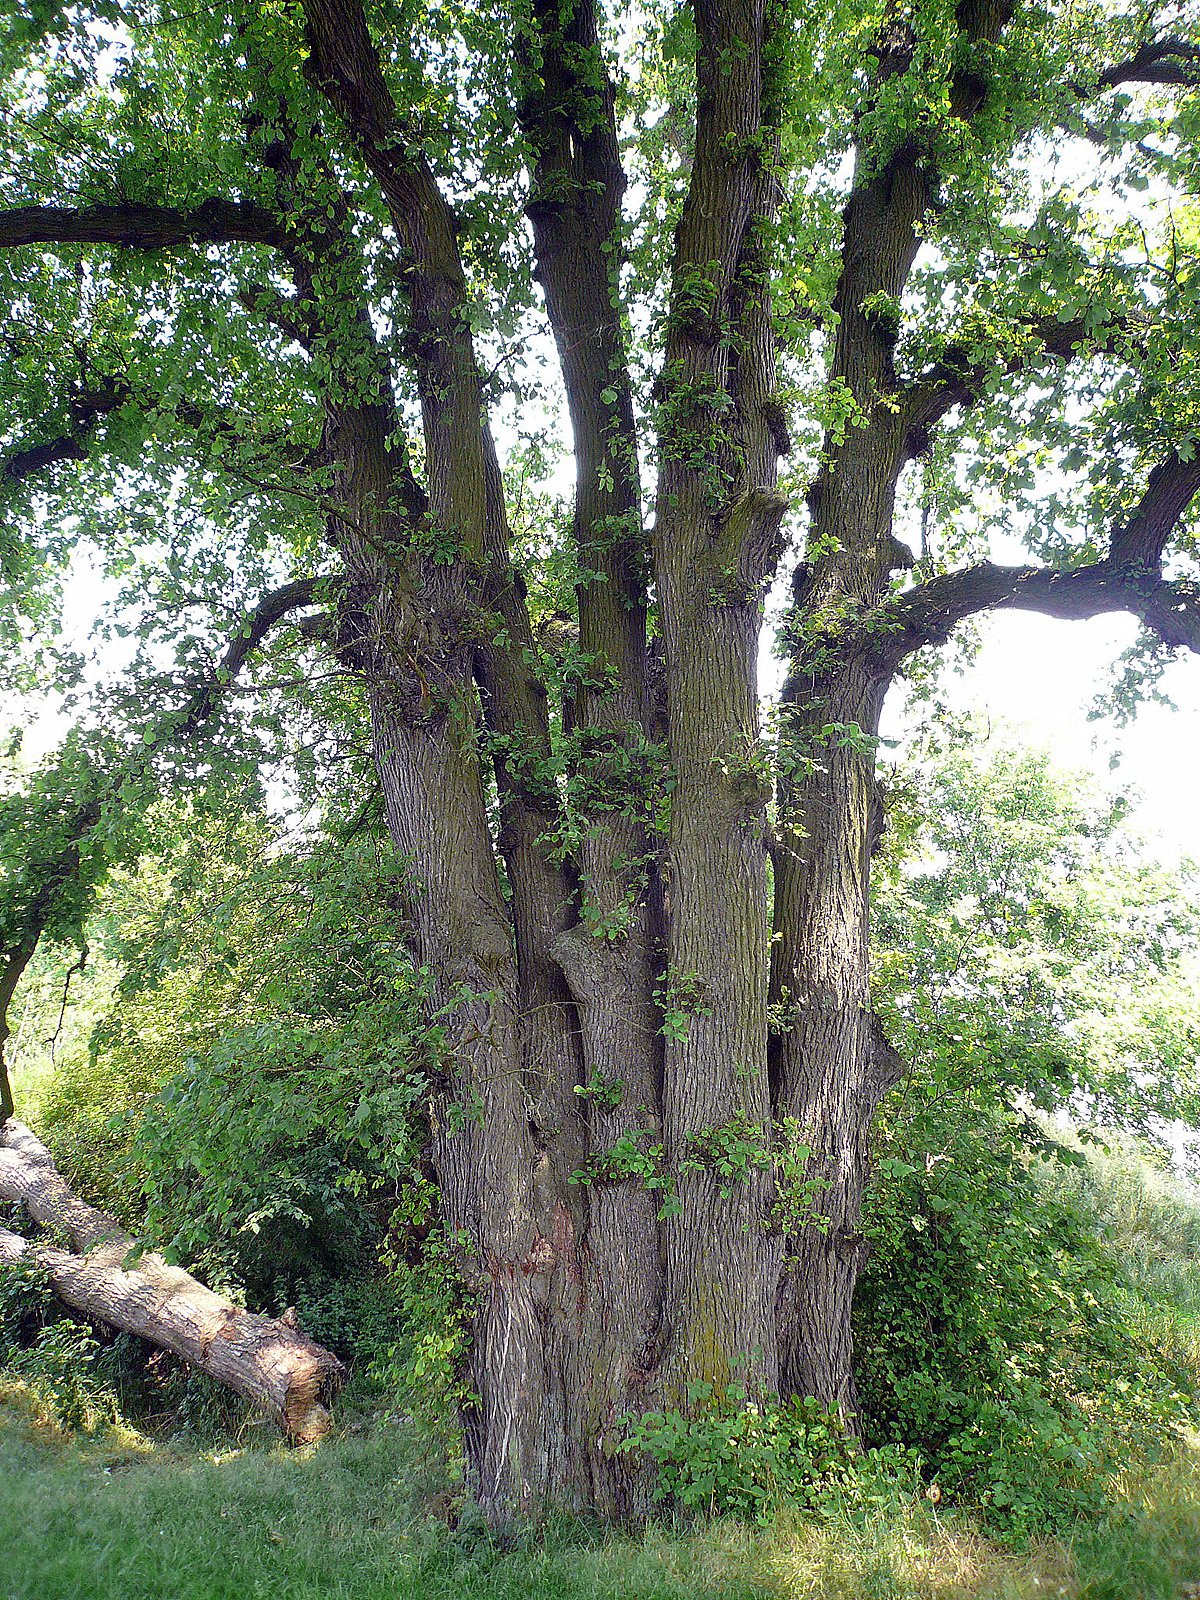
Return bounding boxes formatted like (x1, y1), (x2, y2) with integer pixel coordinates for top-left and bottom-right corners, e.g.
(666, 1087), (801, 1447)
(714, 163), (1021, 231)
(3, 0), (1200, 1522)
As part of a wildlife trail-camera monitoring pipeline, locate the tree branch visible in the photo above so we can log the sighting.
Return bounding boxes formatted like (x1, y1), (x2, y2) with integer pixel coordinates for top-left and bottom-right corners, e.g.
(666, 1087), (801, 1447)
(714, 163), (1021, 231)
(1107, 452), (1200, 569)
(0, 199), (288, 253)
(667, 0), (779, 354)
(236, 283), (318, 349)
(898, 313), (1133, 453)
(1093, 36), (1200, 91)
(868, 451), (1200, 669)
(302, 0), (574, 980)
(217, 576), (325, 677)
(301, 0), (492, 554)
(2, 378), (130, 483)
(0, 575), (326, 1121)
(516, 0), (647, 722)
(868, 1011), (908, 1102)
(655, 0), (793, 588)
(172, 575), (327, 731)
(871, 560), (1200, 668)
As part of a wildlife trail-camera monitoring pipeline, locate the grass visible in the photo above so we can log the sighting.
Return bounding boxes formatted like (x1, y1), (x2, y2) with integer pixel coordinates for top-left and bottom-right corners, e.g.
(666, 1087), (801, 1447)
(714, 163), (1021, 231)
(1039, 1140), (1200, 1399)
(4, 1381), (1200, 1600)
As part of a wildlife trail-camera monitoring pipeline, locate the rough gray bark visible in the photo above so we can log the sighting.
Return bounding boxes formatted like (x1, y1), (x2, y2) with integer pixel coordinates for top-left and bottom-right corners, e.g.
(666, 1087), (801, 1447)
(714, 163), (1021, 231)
(769, 0), (1016, 1412)
(767, 0), (1200, 1415)
(647, 0), (791, 1406)
(0, 1121), (344, 1441)
(517, 0), (664, 1514)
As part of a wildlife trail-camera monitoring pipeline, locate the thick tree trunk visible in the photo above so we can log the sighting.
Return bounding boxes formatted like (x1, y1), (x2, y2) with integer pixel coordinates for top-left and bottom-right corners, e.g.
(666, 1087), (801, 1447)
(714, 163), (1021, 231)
(0, 1121), (345, 1441)
(516, 0), (667, 1515)
(631, 0), (791, 1411)
(327, 421), (563, 1514)
(0, 940), (36, 1125)
(355, 489), (660, 1520)
(303, 0), (795, 1520)
(770, 660), (892, 1412)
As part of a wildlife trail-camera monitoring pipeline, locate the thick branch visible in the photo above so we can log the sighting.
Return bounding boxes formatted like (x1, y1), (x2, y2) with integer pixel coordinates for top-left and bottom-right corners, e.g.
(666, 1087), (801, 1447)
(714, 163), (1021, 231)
(871, 561), (1200, 669)
(667, 0), (777, 356)
(517, 0), (647, 720)
(871, 446), (1200, 667)
(180, 576), (325, 730)
(0, 199), (288, 253)
(303, 0), (574, 1012)
(1094, 36), (1200, 90)
(656, 0), (791, 582)
(2, 378), (130, 483)
(792, 0), (1016, 596)
(868, 1011), (908, 1101)
(302, 0), (492, 557)
(1108, 452), (1200, 569)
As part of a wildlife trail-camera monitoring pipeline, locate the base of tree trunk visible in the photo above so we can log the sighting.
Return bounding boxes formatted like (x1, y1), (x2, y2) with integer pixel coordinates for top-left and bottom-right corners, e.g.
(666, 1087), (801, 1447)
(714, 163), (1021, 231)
(0, 1120), (345, 1443)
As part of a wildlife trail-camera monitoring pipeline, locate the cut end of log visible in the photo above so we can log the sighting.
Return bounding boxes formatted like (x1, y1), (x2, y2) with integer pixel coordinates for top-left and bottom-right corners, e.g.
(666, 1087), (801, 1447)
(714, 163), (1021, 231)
(280, 1344), (348, 1444)
(254, 1316), (348, 1444)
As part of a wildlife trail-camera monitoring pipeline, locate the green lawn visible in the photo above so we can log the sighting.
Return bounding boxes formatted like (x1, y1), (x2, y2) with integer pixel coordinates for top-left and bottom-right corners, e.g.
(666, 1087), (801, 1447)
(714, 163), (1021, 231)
(5, 1385), (1200, 1600)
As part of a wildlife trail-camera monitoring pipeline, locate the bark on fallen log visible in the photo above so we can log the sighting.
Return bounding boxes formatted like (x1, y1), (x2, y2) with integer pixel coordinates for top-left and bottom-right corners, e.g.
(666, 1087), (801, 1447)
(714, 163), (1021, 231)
(0, 1121), (345, 1442)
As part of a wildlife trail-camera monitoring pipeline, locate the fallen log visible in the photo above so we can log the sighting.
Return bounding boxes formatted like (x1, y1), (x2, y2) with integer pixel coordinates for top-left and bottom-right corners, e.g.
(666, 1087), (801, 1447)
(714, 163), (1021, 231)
(0, 1121), (345, 1442)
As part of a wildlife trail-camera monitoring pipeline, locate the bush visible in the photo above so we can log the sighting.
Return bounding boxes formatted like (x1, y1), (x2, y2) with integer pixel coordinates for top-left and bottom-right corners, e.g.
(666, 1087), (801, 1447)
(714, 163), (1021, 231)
(619, 1381), (919, 1523)
(855, 1117), (1195, 1535)
(0, 1256), (115, 1430)
(30, 825), (431, 1347)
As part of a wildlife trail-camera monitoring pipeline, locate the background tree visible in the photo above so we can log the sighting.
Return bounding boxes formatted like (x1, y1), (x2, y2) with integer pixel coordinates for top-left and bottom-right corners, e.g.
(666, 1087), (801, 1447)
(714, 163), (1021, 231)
(858, 738), (1200, 1530)
(3, 0), (1200, 1523)
(874, 741), (1200, 1138)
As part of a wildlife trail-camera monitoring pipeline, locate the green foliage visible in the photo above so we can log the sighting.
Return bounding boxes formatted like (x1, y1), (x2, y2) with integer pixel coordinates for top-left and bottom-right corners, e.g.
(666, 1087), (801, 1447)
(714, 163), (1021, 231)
(31, 812), (431, 1353)
(857, 1123), (1193, 1536)
(369, 1182), (475, 1434)
(681, 1112), (771, 1198)
(874, 742), (1200, 1138)
(573, 1068), (624, 1111)
(1041, 1141), (1200, 1397)
(620, 1381), (917, 1523)
(656, 970), (712, 1044)
(569, 1112), (823, 1226)
(570, 1130), (677, 1217)
(860, 742), (1200, 1536)
(0, 1255), (114, 1431)
(771, 1118), (827, 1235)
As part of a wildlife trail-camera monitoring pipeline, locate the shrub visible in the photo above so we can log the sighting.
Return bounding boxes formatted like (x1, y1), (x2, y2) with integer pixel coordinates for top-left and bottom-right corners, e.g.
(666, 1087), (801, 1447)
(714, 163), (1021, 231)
(619, 1381), (919, 1523)
(855, 1118), (1195, 1535)
(0, 1256), (115, 1430)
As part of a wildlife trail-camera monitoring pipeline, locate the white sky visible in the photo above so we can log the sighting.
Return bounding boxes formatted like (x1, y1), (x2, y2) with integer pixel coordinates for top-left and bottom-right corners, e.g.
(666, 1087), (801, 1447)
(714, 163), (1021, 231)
(907, 609), (1200, 861)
